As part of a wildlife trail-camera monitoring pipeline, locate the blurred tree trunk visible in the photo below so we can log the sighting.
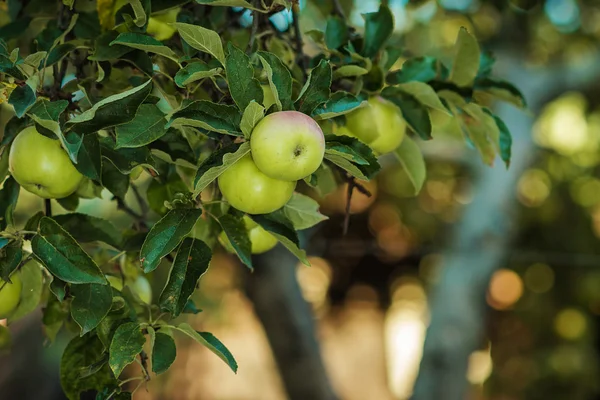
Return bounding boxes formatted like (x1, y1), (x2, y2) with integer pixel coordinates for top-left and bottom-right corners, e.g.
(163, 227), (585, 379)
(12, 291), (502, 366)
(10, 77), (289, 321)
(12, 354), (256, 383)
(244, 242), (338, 400)
(412, 52), (600, 400)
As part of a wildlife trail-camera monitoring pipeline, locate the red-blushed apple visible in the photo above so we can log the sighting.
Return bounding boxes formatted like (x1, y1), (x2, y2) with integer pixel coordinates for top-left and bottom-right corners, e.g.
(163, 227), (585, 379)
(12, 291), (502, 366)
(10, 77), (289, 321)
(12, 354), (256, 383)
(0, 273), (22, 319)
(250, 111), (325, 181)
(219, 215), (278, 254)
(218, 154), (296, 214)
(337, 97), (406, 154)
(9, 126), (83, 199)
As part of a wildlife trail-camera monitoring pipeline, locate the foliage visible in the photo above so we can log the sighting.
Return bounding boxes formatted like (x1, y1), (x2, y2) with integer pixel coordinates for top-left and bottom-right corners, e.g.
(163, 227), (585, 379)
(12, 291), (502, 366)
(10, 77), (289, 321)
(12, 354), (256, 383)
(0, 0), (523, 398)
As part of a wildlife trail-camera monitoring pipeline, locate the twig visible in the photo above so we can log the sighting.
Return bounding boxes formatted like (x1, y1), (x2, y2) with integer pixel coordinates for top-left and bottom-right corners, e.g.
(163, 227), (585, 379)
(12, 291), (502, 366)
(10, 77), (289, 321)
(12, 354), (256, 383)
(114, 197), (143, 220)
(131, 184), (149, 218)
(248, 1), (261, 53)
(332, 0), (346, 19)
(291, 4), (308, 77)
(44, 199), (52, 217)
(342, 179), (355, 235)
(139, 351), (151, 381)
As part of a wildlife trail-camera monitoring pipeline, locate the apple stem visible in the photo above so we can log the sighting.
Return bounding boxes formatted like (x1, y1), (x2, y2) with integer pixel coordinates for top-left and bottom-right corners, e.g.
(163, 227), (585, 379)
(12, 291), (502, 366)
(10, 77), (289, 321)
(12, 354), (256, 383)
(44, 198), (52, 217)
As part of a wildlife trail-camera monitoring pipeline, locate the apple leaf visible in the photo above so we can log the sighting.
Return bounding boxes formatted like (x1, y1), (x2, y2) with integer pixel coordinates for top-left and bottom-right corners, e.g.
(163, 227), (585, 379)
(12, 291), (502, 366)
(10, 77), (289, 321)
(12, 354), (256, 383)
(194, 0), (266, 11)
(450, 27), (480, 87)
(279, 193), (328, 230)
(8, 83), (36, 118)
(361, 5), (394, 58)
(152, 332), (177, 375)
(102, 161), (130, 199)
(461, 103), (501, 165)
(0, 240), (22, 282)
(110, 32), (178, 61)
(90, 31), (132, 61)
(474, 78), (527, 108)
(323, 134), (380, 180)
(393, 136), (426, 196)
(386, 56), (440, 85)
(76, 133), (102, 181)
(60, 334), (118, 400)
(257, 51), (294, 111)
(168, 100), (242, 136)
(485, 110), (512, 168)
(312, 91), (366, 120)
(333, 65), (369, 80)
(115, 104), (168, 149)
(140, 208), (204, 273)
(100, 137), (156, 174)
(395, 82), (450, 115)
(218, 213), (253, 269)
(225, 42), (263, 112)
(97, 298), (134, 349)
(171, 22), (225, 66)
(172, 323), (238, 373)
(174, 62), (222, 87)
(250, 213), (310, 266)
(240, 100), (265, 139)
(6, 259), (43, 323)
(0, 176), (19, 230)
(381, 87), (432, 140)
(193, 142), (251, 196)
(65, 80), (152, 134)
(325, 15), (348, 50)
(295, 59), (332, 115)
(109, 322), (146, 378)
(70, 283), (113, 335)
(159, 237), (212, 317)
(53, 213), (122, 249)
(310, 163), (337, 197)
(147, 173), (189, 215)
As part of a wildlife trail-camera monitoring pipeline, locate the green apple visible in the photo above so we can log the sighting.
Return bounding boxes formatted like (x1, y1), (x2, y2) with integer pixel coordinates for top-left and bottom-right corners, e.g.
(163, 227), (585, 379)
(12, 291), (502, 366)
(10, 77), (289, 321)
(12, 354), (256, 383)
(106, 275), (124, 291)
(131, 276), (152, 305)
(9, 126), (83, 199)
(219, 215), (278, 254)
(146, 7), (179, 41)
(218, 154), (296, 214)
(250, 111), (325, 181)
(339, 96), (406, 154)
(0, 274), (22, 319)
(262, 84), (276, 109)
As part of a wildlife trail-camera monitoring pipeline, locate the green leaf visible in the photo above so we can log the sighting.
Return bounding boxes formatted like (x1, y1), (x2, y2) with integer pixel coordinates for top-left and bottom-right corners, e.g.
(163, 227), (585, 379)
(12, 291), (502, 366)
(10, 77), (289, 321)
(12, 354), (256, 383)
(194, 0), (267, 11)
(395, 82), (450, 115)
(225, 43), (263, 112)
(251, 213), (309, 266)
(115, 104), (167, 149)
(173, 323), (238, 373)
(168, 100), (242, 136)
(147, 173), (189, 215)
(487, 111), (512, 168)
(97, 298), (134, 349)
(325, 16), (348, 50)
(1, 116), (30, 146)
(279, 193), (328, 230)
(323, 134), (380, 180)
(240, 101), (265, 139)
(65, 80), (152, 134)
(160, 237), (211, 317)
(110, 32), (177, 60)
(102, 161), (130, 199)
(361, 5), (394, 58)
(218, 213), (252, 269)
(386, 56), (439, 85)
(295, 59), (332, 115)
(175, 62), (222, 87)
(57, 192), (79, 211)
(257, 51), (294, 111)
(0, 240), (22, 282)
(171, 22), (225, 65)
(381, 87), (432, 140)
(31, 217), (107, 285)
(28, 99), (68, 121)
(393, 136), (426, 196)
(54, 212), (122, 249)
(140, 208), (203, 273)
(100, 137), (156, 174)
(7, 260), (43, 322)
(49, 276), (68, 302)
(76, 134), (102, 181)
(70, 283), (113, 335)
(193, 142), (251, 196)
(461, 103), (500, 165)
(312, 91), (366, 120)
(0, 176), (19, 230)
(8, 84), (36, 118)
(475, 78), (527, 108)
(333, 65), (369, 80)
(450, 27), (480, 87)
(60, 334), (117, 400)
(109, 322), (146, 377)
(152, 332), (176, 375)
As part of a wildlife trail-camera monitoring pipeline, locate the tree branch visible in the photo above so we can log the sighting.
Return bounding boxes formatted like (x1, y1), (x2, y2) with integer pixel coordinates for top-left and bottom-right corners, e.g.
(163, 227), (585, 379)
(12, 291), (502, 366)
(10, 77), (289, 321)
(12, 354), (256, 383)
(291, 4), (308, 78)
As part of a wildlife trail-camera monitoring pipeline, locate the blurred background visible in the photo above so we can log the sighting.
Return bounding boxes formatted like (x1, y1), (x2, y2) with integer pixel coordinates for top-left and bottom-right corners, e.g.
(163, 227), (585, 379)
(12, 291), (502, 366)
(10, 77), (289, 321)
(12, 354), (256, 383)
(4, 0), (600, 399)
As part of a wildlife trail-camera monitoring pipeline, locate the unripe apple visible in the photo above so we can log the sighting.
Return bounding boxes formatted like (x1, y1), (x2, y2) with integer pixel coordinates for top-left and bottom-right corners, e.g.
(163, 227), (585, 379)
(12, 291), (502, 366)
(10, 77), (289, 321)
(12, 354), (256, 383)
(250, 111), (325, 181)
(218, 154), (296, 214)
(262, 84), (276, 109)
(146, 7), (179, 41)
(131, 276), (152, 305)
(219, 215), (278, 254)
(106, 275), (124, 291)
(9, 126), (83, 199)
(338, 97), (406, 155)
(0, 274), (22, 319)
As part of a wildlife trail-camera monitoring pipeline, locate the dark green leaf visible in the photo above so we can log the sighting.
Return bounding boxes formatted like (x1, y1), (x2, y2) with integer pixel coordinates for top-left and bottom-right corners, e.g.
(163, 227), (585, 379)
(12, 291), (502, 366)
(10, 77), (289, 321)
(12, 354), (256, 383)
(323, 134), (381, 180)
(73, 12), (101, 39)
(173, 323), (238, 373)
(152, 332), (176, 375)
(0, 16), (31, 40)
(149, 128), (197, 165)
(46, 43), (76, 67)
(24, 211), (44, 231)
(43, 294), (69, 342)
(225, 42), (263, 111)
(475, 78), (527, 108)
(115, 104), (167, 148)
(295, 59), (332, 115)
(53, 213), (122, 249)
(361, 5), (394, 58)
(65, 80), (152, 134)
(70, 283), (113, 335)
(168, 100), (242, 136)
(110, 32), (177, 60)
(193, 142), (251, 195)
(381, 87), (432, 140)
(250, 213), (309, 265)
(485, 110), (512, 168)
(49, 276), (68, 302)
(325, 16), (348, 50)
(102, 161), (130, 199)
(159, 237), (211, 316)
(109, 322), (146, 377)
(31, 217), (107, 285)
(218, 213), (252, 269)
(0, 240), (22, 282)
(57, 193), (79, 211)
(0, 116), (30, 146)
(90, 31), (133, 61)
(76, 134), (102, 181)
(256, 51), (293, 111)
(7, 260), (43, 322)
(175, 61), (222, 87)
(0, 176), (19, 230)
(97, 298), (134, 349)
(140, 208), (203, 273)
(100, 137), (156, 174)
(312, 91), (365, 120)
(147, 173), (189, 215)
(28, 99), (68, 121)
(9, 84), (36, 118)
(120, 49), (154, 76)
(183, 299), (202, 314)
(386, 56), (439, 85)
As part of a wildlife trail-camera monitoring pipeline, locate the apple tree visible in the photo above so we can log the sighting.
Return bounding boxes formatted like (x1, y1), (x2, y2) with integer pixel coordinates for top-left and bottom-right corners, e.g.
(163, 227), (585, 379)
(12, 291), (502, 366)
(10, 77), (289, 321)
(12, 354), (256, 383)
(0, 0), (524, 398)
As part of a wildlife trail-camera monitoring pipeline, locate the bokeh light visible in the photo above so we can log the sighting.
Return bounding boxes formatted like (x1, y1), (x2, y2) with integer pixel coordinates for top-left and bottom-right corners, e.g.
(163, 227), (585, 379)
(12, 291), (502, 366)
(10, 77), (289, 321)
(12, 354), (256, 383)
(488, 269), (524, 310)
